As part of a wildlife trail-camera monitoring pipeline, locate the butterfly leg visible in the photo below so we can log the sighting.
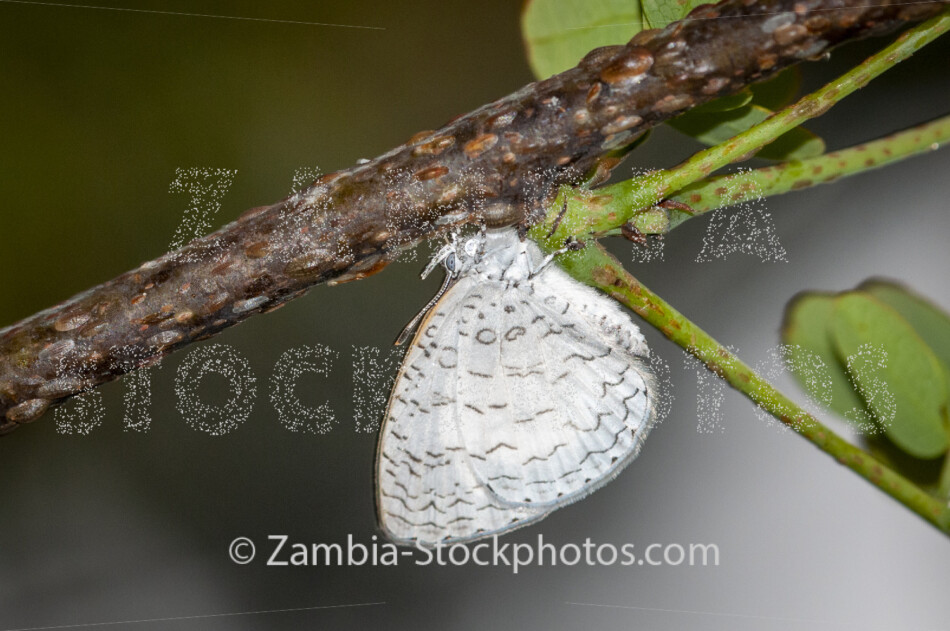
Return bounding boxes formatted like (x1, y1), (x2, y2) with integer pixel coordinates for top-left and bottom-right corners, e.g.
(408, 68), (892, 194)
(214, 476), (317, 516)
(528, 236), (585, 277)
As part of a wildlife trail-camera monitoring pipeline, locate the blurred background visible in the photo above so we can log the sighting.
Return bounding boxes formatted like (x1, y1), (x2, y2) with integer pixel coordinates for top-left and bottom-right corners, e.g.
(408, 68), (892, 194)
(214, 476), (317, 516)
(1, 1), (949, 629)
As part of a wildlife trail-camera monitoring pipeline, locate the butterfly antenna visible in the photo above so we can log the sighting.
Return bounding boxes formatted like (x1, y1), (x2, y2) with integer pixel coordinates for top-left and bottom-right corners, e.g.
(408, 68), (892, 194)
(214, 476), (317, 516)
(394, 270), (456, 346)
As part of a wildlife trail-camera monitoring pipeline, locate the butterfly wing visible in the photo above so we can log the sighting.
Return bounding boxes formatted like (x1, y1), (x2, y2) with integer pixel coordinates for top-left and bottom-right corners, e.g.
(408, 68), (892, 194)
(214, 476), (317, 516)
(456, 263), (655, 509)
(375, 276), (549, 546)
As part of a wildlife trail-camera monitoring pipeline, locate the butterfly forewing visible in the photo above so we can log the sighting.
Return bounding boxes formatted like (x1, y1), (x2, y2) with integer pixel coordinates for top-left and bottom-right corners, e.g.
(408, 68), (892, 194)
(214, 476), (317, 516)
(376, 276), (548, 545)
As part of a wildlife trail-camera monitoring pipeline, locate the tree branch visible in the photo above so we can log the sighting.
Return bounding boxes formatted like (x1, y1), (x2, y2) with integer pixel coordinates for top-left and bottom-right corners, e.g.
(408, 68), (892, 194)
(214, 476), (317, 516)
(1, 0), (946, 433)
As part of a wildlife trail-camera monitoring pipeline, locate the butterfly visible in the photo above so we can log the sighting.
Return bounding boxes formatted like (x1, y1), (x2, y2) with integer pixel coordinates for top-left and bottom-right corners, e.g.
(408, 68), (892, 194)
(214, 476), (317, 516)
(375, 227), (655, 546)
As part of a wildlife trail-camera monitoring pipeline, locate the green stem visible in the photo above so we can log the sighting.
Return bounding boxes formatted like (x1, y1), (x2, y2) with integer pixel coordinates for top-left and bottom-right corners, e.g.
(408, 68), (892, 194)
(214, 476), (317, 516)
(532, 8), (950, 248)
(666, 114), (950, 229)
(554, 243), (950, 535)
(939, 455), (950, 501)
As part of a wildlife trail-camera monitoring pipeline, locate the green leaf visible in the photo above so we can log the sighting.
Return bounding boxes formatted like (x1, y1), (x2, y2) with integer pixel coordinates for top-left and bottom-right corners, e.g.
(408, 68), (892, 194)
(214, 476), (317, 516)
(832, 293), (949, 459)
(641, 0), (714, 29)
(749, 67), (802, 111)
(640, 0), (681, 29)
(859, 279), (950, 381)
(521, 0), (643, 80)
(668, 104), (825, 160)
(688, 88), (753, 113)
(782, 293), (868, 420)
(756, 123), (825, 161)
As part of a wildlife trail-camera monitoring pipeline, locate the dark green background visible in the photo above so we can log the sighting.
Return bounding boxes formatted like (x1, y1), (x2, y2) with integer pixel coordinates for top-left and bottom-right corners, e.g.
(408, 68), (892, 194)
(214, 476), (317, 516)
(2, 1), (949, 629)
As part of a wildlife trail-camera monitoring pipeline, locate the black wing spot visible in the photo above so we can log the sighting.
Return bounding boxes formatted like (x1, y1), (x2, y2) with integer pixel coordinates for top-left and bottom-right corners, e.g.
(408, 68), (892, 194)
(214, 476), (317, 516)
(476, 328), (497, 345)
(504, 326), (526, 342)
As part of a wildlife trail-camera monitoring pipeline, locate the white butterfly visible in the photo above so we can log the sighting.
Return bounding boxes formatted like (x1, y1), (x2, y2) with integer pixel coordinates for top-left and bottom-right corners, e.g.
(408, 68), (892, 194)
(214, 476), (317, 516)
(376, 227), (655, 546)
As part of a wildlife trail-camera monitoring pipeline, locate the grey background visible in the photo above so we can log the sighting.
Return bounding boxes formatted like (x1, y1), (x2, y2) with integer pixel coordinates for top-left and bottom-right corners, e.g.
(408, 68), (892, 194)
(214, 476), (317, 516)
(1, 1), (949, 629)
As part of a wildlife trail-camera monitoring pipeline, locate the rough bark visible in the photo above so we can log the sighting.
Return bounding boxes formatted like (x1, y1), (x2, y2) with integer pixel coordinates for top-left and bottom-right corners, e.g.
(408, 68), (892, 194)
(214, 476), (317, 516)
(1, 0), (946, 434)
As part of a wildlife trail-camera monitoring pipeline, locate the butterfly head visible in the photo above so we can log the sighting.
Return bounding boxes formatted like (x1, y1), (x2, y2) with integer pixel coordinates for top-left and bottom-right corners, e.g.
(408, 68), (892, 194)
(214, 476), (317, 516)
(420, 232), (487, 281)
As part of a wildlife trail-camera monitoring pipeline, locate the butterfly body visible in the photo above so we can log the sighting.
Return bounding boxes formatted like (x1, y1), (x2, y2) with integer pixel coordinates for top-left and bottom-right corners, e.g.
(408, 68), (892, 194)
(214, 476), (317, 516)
(376, 228), (655, 545)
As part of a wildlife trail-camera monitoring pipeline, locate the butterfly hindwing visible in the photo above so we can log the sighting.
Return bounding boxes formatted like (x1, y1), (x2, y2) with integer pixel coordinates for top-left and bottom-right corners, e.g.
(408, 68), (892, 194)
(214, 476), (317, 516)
(455, 258), (654, 509)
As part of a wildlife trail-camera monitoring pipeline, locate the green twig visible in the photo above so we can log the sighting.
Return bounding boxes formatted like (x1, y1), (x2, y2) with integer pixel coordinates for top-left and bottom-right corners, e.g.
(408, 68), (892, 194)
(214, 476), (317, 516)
(531, 8), (950, 248)
(666, 114), (950, 230)
(554, 243), (950, 535)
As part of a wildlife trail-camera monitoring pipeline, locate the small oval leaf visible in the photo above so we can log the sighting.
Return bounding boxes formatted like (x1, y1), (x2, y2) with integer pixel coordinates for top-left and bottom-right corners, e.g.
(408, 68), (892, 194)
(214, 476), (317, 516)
(859, 279), (950, 378)
(832, 293), (948, 459)
(668, 104), (824, 160)
(749, 67), (802, 111)
(689, 88), (754, 113)
(755, 121), (825, 161)
(522, 0), (643, 80)
(782, 293), (868, 419)
(642, 0), (714, 29)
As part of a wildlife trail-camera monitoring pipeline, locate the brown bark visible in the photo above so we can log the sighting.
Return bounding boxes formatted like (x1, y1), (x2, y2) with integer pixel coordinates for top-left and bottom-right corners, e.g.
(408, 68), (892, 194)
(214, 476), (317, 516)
(1, 0), (946, 434)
